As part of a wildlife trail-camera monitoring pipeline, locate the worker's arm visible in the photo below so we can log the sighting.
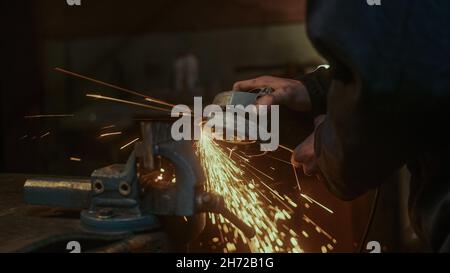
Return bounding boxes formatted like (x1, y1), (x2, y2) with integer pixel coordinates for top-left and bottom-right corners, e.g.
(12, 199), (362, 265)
(297, 66), (331, 117)
(235, 0), (450, 200)
(304, 0), (450, 200)
(232, 66), (409, 200)
(233, 66), (332, 114)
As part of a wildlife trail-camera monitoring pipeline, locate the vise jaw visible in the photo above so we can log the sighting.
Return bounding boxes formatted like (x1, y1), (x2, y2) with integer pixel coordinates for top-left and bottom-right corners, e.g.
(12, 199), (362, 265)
(80, 151), (159, 233)
(23, 151), (160, 233)
(23, 120), (255, 240)
(23, 121), (205, 235)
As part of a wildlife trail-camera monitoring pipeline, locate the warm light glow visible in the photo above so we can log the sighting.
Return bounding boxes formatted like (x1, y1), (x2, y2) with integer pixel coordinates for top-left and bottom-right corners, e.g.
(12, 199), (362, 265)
(196, 132), (303, 253)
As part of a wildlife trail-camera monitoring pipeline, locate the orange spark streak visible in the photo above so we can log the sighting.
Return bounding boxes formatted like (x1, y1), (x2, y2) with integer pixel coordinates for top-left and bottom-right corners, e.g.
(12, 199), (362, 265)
(293, 165), (301, 192)
(86, 93), (172, 112)
(101, 125), (116, 130)
(300, 194), (334, 214)
(99, 131), (122, 138)
(40, 132), (50, 138)
(302, 214), (337, 243)
(273, 145), (301, 193)
(279, 144), (294, 153)
(120, 138), (140, 150)
(24, 114), (74, 119)
(54, 67), (175, 107)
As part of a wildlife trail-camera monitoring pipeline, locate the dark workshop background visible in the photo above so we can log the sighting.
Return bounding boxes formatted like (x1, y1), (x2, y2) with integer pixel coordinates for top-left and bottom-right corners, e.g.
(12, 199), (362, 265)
(0, 0), (423, 252)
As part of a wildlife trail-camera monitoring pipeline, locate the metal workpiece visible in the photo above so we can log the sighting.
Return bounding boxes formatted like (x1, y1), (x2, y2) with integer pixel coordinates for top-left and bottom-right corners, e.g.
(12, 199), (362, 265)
(23, 177), (91, 209)
(139, 122), (155, 170)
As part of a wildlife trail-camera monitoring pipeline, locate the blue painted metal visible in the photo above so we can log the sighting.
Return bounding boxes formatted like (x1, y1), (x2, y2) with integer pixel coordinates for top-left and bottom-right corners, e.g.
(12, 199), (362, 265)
(80, 151), (160, 233)
(141, 140), (204, 216)
(23, 140), (204, 234)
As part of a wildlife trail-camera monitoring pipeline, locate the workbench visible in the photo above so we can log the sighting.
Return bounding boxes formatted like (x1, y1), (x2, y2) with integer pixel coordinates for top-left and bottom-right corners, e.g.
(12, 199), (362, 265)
(0, 174), (167, 252)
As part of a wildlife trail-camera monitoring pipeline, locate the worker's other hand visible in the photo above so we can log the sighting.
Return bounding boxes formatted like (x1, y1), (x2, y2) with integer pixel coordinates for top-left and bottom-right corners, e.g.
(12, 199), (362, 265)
(291, 115), (326, 176)
(233, 76), (311, 112)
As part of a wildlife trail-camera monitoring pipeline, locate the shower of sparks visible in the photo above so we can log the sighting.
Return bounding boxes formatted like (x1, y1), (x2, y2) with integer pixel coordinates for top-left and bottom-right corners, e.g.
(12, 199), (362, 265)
(266, 147), (333, 215)
(86, 93), (173, 113)
(24, 114), (74, 119)
(300, 194), (334, 214)
(302, 214), (337, 243)
(46, 69), (339, 252)
(120, 138), (140, 150)
(268, 145), (302, 194)
(197, 132), (303, 253)
(241, 159), (274, 181)
(99, 131), (122, 138)
(54, 67), (175, 108)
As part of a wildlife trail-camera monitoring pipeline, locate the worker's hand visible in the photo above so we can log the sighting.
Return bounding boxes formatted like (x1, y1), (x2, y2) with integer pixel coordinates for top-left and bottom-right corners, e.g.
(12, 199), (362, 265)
(291, 115), (326, 176)
(233, 76), (311, 112)
(292, 133), (317, 176)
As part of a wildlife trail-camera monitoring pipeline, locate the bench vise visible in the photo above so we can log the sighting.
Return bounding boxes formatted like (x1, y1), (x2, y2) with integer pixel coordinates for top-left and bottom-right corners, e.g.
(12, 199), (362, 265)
(23, 121), (255, 247)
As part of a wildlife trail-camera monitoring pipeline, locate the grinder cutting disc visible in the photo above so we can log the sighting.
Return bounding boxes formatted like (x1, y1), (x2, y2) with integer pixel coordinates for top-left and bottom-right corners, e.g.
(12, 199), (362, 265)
(208, 87), (274, 150)
(212, 87), (273, 107)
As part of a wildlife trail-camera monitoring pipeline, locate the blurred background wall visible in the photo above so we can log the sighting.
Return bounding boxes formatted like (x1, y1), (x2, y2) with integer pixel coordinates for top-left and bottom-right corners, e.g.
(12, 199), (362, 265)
(1, 0), (324, 175)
